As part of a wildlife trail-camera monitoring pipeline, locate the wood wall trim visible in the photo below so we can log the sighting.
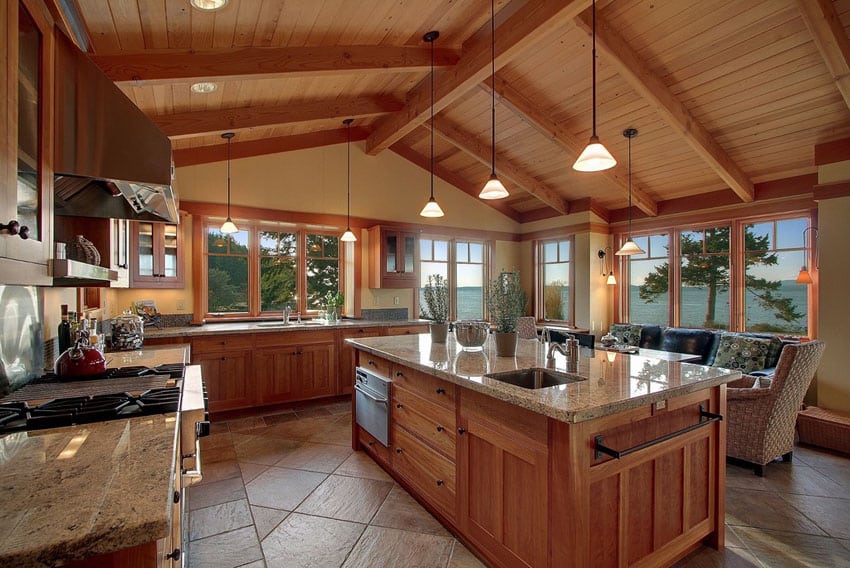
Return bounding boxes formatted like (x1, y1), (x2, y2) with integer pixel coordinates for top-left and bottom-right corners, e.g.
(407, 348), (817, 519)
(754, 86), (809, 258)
(576, 11), (755, 203)
(365, 0), (591, 155)
(91, 46), (461, 85)
(156, 97), (402, 139)
(813, 180), (850, 200)
(796, 0), (850, 111)
(173, 127), (369, 166)
(814, 136), (850, 165)
(518, 207), (561, 224)
(520, 222), (610, 242)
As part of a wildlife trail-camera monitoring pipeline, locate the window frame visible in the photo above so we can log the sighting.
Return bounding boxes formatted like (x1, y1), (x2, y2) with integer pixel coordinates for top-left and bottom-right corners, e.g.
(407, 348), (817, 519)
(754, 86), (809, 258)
(535, 236), (575, 324)
(418, 235), (491, 321)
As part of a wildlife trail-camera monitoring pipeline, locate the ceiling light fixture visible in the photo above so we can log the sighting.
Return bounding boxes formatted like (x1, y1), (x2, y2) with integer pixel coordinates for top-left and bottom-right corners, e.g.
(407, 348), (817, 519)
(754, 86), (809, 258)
(479, 0), (509, 200)
(616, 128), (645, 256)
(796, 226), (818, 284)
(190, 0), (228, 11)
(340, 119), (357, 243)
(220, 132), (238, 234)
(420, 31), (445, 218)
(190, 82), (218, 94)
(573, 0), (616, 172)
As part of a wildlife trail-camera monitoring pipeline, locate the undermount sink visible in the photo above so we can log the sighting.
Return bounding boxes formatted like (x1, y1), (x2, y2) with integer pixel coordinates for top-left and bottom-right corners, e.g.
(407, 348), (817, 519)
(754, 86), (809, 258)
(484, 367), (585, 389)
(255, 321), (325, 328)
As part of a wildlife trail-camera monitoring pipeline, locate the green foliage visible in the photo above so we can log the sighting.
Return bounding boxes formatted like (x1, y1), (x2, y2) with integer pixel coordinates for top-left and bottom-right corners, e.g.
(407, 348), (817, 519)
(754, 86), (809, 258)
(543, 279), (567, 320)
(324, 291), (344, 307)
(422, 274), (449, 324)
(486, 272), (528, 333)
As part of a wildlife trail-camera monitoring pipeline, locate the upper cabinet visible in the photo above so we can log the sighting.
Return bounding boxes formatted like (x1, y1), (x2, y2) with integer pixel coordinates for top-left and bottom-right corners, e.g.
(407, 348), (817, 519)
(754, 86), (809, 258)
(368, 226), (418, 289)
(0, 0), (53, 285)
(130, 220), (184, 288)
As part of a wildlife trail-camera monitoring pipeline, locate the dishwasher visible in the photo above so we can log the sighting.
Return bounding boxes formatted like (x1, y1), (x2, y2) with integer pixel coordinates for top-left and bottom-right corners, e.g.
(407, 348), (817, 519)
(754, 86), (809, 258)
(354, 366), (391, 446)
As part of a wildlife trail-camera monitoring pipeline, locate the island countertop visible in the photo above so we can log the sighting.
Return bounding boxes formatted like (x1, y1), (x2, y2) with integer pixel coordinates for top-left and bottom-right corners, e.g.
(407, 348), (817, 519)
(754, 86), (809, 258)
(144, 319), (429, 339)
(346, 334), (741, 423)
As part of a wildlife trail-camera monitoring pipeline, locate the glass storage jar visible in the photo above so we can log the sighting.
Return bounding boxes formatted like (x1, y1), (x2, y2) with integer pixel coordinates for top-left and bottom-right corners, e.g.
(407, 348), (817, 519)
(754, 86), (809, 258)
(111, 310), (144, 351)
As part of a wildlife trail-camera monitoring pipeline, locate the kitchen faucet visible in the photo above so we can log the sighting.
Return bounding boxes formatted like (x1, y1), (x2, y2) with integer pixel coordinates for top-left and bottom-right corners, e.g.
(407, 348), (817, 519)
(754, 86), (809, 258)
(546, 332), (579, 371)
(283, 305), (292, 324)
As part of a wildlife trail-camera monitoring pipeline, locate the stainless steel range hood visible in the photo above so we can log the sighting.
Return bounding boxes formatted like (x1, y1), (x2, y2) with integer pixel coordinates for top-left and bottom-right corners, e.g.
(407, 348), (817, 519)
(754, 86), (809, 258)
(53, 31), (179, 224)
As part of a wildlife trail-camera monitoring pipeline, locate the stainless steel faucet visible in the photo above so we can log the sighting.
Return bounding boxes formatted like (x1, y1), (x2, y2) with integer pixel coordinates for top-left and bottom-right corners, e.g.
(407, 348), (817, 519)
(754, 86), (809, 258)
(283, 305), (292, 324)
(546, 333), (580, 371)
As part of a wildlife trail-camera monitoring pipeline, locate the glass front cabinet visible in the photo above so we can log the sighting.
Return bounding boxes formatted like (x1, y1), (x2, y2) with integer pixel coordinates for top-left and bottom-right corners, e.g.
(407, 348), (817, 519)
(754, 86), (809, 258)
(130, 220), (184, 288)
(368, 226), (418, 288)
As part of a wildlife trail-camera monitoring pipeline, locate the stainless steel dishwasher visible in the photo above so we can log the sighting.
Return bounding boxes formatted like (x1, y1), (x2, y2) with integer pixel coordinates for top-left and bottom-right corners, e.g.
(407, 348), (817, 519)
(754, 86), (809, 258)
(354, 366), (391, 446)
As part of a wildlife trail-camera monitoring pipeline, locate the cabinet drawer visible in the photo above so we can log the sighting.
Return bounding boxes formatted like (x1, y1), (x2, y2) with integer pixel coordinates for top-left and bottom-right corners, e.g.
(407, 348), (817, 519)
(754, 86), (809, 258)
(393, 386), (456, 459)
(358, 354), (392, 379)
(254, 328), (336, 348)
(192, 334), (255, 354)
(392, 425), (456, 519)
(391, 365), (455, 410)
(358, 426), (390, 466)
(386, 324), (428, 336)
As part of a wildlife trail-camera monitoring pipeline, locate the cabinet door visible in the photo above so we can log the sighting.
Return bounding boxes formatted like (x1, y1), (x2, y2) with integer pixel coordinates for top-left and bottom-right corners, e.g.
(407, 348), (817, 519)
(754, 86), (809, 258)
(193, 350), (252, 412)
(399, 233), (416, 280)
(254, 347), (298, 404)
(339, 327), (381, 395)
(130, 221), (184, 288)
(297, 342), (336, 399)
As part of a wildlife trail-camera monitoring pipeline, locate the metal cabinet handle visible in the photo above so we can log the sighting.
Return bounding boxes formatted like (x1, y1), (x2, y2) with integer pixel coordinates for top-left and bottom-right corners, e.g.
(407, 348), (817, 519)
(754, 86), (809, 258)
(436, 388), (446, 395)
(436, 425), (444, 432)
(458, 427), (466, 435)
(166, 549), (181, 561)
(396, 371), (404, 377)
(354, 384), (388, 404)
(367, 440), (374, 446)
(436, 479), (444, 486)
(396, 448), (403, 454)
(368, 360), (377, 367)
(18, 226), (29, 239)
(396, 403), (403, 409)
(0, 220), (20, 235)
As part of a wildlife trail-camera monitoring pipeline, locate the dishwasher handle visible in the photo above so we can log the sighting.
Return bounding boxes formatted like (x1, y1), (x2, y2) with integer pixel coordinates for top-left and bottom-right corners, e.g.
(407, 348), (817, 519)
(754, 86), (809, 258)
(354, 383), (388, 404)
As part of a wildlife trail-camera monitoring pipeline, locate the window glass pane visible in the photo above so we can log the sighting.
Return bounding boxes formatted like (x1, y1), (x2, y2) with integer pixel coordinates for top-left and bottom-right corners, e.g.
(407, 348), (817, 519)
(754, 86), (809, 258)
(434, 240), (448, 261)
(745, 222), (772, 251)
(419, 263), (449, 319)
(260, 257), (297, 311)
(456, 242), (468, 263)
(649, 234), (668, 255)
(543, 242), (557, 263)
(306, 259), (340, 309)
(541, 239), (570, 321)
(457, 264), (483, 320)
(558, 241), (569, 260)
(680, 227), (730, 329)
(208, 256), (249, 313)
(630, 236), (649, 260)
(420, 239), (433, 262)
(629, 232), (669, 325)
(776, 218), (807, 249)
(207, 229), (229, 253)
(469, 242), (483, 263)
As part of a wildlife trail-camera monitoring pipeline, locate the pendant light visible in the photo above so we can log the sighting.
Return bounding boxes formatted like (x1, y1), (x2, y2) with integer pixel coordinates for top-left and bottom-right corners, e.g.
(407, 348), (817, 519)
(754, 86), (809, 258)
(340, 118), (357, 242)
(795, 227), (818, 284)
(573, 0), (616, 172)
(420, 31), (445, 218)
(479, 0), (509, 200)
(220, 132), (238, 234)
(615, 128), (645, 256)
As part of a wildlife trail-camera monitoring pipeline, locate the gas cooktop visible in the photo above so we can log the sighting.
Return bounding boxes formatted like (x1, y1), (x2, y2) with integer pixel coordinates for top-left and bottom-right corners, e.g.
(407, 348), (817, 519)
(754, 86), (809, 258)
(32, 363), (187, 383)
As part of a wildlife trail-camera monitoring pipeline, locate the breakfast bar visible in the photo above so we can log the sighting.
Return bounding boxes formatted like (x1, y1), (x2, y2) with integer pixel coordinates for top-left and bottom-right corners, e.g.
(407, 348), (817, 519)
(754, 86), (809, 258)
(347, 334), (742, 568)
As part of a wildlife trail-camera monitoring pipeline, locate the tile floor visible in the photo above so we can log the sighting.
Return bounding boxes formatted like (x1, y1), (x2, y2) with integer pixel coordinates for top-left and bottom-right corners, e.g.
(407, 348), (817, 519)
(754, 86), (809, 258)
(187, 400), (850, 568)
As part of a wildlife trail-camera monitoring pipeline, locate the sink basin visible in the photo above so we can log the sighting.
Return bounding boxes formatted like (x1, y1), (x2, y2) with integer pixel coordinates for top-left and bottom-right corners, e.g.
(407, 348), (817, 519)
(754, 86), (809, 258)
(255, 321), (325, 328)
(484, 367), (585, 389)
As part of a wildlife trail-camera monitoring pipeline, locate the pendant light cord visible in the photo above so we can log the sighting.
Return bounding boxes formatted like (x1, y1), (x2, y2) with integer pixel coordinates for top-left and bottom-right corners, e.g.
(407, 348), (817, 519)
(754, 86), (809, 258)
(226, 136), (232, 218)
(591, 0), (597, 139)
(490, 0), (496, 175)
(430, 36), (435, 200)
(346, 121), (351, 226)
(627, 133), (632, 237)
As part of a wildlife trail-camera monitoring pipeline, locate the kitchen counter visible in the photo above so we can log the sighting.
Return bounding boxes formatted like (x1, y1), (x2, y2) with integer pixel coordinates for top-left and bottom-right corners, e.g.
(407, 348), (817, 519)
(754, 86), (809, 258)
(346, 334), (741, 423)
(106, 344), (190, 367)
(144, 319), (429, 339)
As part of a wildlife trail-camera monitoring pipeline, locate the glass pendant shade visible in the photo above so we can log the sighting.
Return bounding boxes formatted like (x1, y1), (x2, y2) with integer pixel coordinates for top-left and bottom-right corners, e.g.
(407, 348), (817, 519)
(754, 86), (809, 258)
(796, 267), (813, 285)
(615, 238), (644, 256)
(606, 273), (617, 285)
(479, 174), (509, 199)
(340, 229), (357, 242)
(420, 197), (445, 218)
(220, 218), (238, 234)
(573, 136), (617, 172)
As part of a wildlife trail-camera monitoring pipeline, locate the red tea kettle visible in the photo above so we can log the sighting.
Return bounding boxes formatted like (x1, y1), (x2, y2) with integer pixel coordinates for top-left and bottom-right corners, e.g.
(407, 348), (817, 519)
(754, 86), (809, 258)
(55, 340), (107, 378)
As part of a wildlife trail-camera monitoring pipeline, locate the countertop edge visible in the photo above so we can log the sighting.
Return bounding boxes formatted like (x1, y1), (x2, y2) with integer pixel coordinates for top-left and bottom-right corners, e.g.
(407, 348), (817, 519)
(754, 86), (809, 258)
(144, 320), (429, 339)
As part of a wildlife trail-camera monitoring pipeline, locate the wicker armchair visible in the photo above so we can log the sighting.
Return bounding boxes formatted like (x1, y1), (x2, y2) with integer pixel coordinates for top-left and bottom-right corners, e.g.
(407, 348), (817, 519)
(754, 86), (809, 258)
(726, 340), (825, 476)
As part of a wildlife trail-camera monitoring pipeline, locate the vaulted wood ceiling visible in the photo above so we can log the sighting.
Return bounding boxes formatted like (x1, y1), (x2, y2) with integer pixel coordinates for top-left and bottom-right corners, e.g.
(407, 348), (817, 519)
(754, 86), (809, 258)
(65, 0), (850, 223)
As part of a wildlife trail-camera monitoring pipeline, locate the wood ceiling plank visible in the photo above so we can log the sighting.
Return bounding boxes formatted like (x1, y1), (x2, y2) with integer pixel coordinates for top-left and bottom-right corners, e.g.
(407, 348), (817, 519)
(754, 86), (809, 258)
(91, 45), (461, 85)
(576, 10), (755, 203)
(136, 0), (168, 49)
(156, 96), (403, 138)
(365, 0), (592, 155)
(483, 76), (657, 216)
(796, 0), (850, 110)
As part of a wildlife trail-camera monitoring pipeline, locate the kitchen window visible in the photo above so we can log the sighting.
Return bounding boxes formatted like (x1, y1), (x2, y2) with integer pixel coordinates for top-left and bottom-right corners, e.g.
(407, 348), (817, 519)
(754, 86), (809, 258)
(536, 238), (573, 323)
(419, 237), (488, 320)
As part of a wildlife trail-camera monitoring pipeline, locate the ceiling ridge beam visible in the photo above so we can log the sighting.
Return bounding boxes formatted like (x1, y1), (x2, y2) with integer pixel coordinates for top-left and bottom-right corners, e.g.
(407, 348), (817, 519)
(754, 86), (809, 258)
(389, 143), (522, 223)
(429, 121), (570, 215)
(91, 46), (461, 86)
(155, 96), (402, 138)
(481, 77), (658, 216)
(575, 11), (755, 203)
(365, 0), (592, 156)
(795, 0), (850, 110)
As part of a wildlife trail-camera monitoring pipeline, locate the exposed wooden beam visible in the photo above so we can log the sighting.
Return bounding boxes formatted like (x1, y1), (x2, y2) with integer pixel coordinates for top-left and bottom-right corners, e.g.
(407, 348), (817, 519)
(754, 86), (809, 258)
(390, 143), (522, 223)
(91, 46), (461, 86)
(814, 136), (850, 165)
(796, 0), (850, 110)
(156, 97), (402, 139)
(430, 121), (570, 215)
(365, 0), (591, 155)
(173, 127), (369, 167)
(481, 77), (658, 216)
(575, 11), (755, 203)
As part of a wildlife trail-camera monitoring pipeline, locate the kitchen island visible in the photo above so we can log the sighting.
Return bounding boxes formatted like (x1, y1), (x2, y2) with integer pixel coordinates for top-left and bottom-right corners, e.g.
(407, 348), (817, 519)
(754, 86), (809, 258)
(347, 334), (741, 568)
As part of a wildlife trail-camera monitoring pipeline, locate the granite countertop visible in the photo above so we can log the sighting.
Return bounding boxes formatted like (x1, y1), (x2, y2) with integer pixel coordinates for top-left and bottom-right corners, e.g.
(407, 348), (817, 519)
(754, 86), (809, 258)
(144, 319), (430, 339)
(346, 334), (742, 423)
(106, 345), (190, 367)
(0, 414), (177, 567)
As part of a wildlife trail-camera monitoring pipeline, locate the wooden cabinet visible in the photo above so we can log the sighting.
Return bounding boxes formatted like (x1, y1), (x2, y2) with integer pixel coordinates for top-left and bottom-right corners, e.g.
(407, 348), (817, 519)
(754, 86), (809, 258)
(130, 220), (184, 288)
(255, 330), (337, 402)
(54, 217), (130, 287)
(298, 342), (336, 399)
(253, 347), (297, 404)
(0, 0), (53, 285)
(193, 349), (252, 413)
(384, 323), (428, 336)
(339, 326), (382, 395)
(368, 226), (417, 288)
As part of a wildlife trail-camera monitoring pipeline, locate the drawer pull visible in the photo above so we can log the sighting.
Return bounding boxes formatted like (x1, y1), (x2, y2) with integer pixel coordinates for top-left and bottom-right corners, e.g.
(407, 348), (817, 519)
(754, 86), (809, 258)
(436, 425), (444, 432)
(436, 387), (446, 395)
(396, 403), (404, 409)
(367, 441), (374, 447)
(368, 360), (377, 367)
(395, 371), (404, 377)
(458, 427), (466, 435)
(396, 448), (403, 454)
(436, 479), (444, 486)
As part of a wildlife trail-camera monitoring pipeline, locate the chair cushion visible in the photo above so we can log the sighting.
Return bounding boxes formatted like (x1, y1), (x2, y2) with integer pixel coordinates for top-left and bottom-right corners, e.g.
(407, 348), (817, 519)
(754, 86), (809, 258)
(712, 333), (773, 373)
(660, 328), (717, 363)
(639, 325), (665, 349)
(610, 324), (642, 346)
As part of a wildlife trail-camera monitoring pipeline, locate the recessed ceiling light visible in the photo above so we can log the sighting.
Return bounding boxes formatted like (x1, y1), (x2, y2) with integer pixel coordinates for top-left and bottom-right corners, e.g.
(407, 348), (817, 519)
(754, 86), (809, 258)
(190, 0), (228, 11)
(190, 82), (218, 94)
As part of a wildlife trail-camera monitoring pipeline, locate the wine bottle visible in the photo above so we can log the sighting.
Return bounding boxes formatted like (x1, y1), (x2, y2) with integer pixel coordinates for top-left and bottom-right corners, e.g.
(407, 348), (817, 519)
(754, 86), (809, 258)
(58, 305), (72, 353)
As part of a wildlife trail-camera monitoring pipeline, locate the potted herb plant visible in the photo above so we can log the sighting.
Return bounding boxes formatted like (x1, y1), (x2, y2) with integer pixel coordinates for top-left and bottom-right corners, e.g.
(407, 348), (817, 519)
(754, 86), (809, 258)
(485, 271), (528, 357)
(324, 291), (344, 322)
(421, 274), (449, 343)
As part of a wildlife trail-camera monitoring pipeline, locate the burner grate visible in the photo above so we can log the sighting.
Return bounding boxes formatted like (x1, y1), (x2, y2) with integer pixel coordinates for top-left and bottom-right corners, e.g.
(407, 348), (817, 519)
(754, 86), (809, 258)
(137, 388), (180, 414)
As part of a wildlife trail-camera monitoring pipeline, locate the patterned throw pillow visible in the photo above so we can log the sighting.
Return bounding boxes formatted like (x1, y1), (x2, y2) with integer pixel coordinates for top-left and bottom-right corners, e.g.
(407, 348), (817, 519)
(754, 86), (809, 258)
(713, 334), (772, 373)
(609, 324), (643, 346)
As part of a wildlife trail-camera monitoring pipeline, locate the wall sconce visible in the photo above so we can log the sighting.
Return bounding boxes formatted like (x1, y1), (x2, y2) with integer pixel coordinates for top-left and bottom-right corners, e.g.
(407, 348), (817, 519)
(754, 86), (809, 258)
(598, 247), (616, 285)
(796, 226), (818, 285)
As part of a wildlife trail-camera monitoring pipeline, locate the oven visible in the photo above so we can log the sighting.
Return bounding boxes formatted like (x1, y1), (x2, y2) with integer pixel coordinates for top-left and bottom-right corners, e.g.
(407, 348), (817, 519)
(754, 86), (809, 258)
(354, 366), (391, 446)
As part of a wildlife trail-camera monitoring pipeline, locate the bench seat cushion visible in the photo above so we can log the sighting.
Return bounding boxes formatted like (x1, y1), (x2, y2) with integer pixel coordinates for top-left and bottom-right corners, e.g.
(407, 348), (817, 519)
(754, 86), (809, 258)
(712, 333), (773, 373)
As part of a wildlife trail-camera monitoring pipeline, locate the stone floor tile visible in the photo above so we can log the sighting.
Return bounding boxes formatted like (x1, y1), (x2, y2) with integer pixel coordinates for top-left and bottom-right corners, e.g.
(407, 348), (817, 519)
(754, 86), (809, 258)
(261, 513), (365, 568)
(196, 460), (241, 486)
(792, 445), (850, 470)
(245, 466), (327, 510)
(228, 416), (268, 432)
(295, 407), (333, 419)
(448, 541), (488, 567)
(341, 525), (454, 568)
(251, 505), (289, 540)
(726, 461), (847, 498)
(201, 431), (233, 450)
(189, 498), (253, 541)
(322, 401), (352, 415)
(273, 441), (353, 473)
(726, 524), (747, 548)
(812, 465), (850, 497)
(724, 486), (828, 536)
(203, 444), (238, 464)
(188, 476), (247, 511)
(308, 415), (353, 446)
(334, 451), (393, 482)
(371, 485), (449, 537)
(671, 545), (764, 567)
(209, 421), (230, 434)
(239, 462), (268, 485)
(263, 412), (298, 425)
(262, 415), (338, 441)
(295, 474), (393, 523)
(188, 526), (263, 568)
(734, 526), (850, 567)
(237, 561), (265, 568)
(780, 493), (850, 539)
(233, 434), (302, 466)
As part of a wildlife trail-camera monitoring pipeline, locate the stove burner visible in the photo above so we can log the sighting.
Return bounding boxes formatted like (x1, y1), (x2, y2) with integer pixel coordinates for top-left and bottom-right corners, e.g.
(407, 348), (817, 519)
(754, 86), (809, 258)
(0, 402), (27, 426)
(137, 388), (180, 414)
(27, 394), (134, 430)
(32, 364), (185, 384)
(154, 364), (186, 378)
(108, 366), (155, 378)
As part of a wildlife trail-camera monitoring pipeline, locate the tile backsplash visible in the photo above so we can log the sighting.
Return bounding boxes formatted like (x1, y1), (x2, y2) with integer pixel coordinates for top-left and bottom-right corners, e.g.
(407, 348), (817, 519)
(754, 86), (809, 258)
(0, 286), (43, 395)
(361, 308), (409, 321)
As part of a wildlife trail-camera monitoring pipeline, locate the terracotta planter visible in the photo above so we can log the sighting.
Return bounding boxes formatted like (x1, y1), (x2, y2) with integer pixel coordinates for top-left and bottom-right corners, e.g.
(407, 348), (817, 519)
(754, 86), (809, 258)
(493, 331), (518, 357)
(429, 322), (449, 343)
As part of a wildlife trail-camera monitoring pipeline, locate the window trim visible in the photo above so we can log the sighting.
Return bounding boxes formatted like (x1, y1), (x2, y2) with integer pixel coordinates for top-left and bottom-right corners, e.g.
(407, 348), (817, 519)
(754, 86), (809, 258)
(534, 236), (575, 325)
(418, 235), (491, 321)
